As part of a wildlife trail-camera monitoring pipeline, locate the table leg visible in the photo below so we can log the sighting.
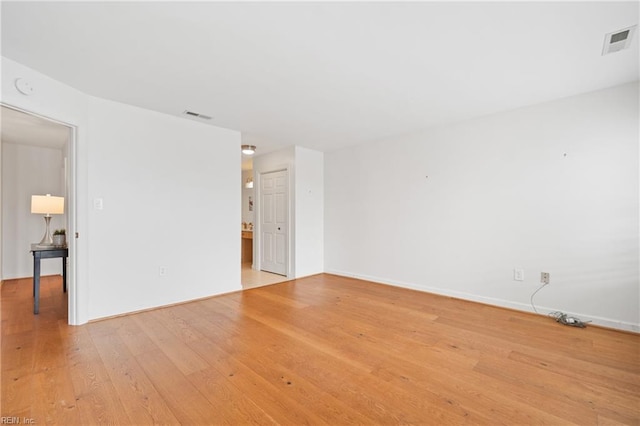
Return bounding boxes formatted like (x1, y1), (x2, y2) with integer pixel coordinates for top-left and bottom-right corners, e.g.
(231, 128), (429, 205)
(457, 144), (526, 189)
(62, 256), (67, 293)
(33, 255), (40, 315)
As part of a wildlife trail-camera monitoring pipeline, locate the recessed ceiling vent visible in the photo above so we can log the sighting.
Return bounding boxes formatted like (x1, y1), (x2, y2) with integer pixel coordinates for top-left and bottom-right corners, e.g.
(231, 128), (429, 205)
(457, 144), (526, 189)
(602, 25), (637, 56)
(182, 110), (212, 120)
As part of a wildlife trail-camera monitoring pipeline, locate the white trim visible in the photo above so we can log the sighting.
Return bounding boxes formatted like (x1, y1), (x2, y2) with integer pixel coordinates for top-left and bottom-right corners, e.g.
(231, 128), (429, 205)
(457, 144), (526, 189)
(66, 124), (78, 325)
(326, 269), (640, 334)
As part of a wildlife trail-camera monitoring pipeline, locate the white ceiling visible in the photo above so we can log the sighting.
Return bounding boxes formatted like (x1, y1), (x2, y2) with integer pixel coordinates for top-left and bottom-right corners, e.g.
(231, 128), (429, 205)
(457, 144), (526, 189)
(1, 106), (70, 149)
(1, 2), (638, 157)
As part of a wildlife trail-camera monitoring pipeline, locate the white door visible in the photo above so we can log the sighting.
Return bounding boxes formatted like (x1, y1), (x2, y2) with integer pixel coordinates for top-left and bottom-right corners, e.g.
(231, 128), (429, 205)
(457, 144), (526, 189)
(261, 170), (288, 276)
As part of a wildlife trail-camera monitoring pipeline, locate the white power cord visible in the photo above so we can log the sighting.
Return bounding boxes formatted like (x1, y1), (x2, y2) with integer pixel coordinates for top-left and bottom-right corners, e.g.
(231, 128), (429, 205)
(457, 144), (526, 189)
(530, 283), (547, 314)
(530, 283), (590, 328)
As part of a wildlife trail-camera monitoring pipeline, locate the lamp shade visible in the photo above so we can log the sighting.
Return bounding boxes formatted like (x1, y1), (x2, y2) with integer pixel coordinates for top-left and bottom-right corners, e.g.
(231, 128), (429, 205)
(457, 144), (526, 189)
(31, 194), (64, 215)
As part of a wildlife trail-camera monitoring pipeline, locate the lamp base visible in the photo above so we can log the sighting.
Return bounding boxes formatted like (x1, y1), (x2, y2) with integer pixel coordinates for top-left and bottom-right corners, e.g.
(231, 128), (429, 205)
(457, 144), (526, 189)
(38, 215), (53, 246)
(34, 244), (56, 249)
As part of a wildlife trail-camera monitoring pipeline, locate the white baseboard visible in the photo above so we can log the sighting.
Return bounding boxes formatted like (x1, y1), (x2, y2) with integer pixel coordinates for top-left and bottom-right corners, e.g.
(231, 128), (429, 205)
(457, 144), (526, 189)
(325, 269), (640, 334)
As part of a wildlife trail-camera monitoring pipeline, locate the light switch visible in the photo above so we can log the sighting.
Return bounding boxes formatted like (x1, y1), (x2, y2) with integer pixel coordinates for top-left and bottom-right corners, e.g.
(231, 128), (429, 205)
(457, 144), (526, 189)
(93, 198), (103, 210)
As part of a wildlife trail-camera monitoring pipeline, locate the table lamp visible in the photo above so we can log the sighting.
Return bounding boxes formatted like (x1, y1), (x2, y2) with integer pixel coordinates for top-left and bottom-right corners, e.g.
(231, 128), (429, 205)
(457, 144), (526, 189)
(31, 194), (64, 246)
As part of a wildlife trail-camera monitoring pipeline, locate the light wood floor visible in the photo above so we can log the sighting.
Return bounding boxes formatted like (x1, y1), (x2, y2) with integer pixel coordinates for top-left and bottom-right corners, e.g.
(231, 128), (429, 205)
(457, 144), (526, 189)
(2, 274), (639, 425)
(241, 263), (288, 289)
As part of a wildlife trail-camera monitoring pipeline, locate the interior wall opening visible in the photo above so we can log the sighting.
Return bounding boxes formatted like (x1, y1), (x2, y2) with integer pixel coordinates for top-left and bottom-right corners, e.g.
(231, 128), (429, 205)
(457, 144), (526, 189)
(240, 152), (288, 289)
(1, 105), (76, 322)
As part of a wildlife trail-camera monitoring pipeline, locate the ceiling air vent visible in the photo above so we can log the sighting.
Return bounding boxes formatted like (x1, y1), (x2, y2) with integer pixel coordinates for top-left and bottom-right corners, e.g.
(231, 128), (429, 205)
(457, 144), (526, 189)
(182, 110), (212, 120)
(602, 25), (637, 55)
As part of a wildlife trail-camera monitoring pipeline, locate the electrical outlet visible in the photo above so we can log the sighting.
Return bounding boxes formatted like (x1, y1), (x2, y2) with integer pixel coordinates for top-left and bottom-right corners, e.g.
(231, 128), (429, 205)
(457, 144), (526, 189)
(541, 272), (550, 285)
(514, 269), (524, 281)
(159, 267), (167, 277)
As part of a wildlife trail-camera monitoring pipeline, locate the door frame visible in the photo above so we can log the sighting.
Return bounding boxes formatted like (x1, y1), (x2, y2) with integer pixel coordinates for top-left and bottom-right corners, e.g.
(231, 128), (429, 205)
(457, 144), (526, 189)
(253, 165), (294, 278)
(0, 103), (78, 324)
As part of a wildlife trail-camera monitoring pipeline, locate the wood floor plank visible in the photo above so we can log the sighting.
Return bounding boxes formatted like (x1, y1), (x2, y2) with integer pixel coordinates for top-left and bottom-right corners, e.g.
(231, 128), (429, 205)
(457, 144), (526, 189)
(134, 349), (218, 424)
(205, 295), (479, 424)
(1, 366), (33, 419)
(173, 304), (345, 424)
(66, 331), (112, 401)
(187, 366), (279, 425)
(30, 366), (82, 425)
(196, 325), (379, 424)
(1, 330), (36, 374)
(89, 329), (182, 424)
(475, 355), (639, 422)
(508, 350), (640, 396)
(114, 316), (160, 357)
(2, 273), (639, 425)
(72, 378), (133, 425)
(211, 294), (376, 373)
(131, 309), (210, 376)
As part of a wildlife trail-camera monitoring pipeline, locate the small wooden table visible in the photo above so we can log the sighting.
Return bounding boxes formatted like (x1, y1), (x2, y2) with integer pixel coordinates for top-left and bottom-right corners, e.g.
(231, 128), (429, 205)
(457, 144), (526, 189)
(30, 244), (68, 314)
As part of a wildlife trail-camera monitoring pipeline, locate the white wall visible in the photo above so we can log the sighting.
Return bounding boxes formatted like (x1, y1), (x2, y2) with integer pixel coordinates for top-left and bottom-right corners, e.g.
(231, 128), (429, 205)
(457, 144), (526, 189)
(0, 129), (2, 281)
(0, 140), (2, 282)
(294, 146), (324, 278)
(1, 143), (66, 279)
(86, 97), (241, 319)
(325, 82), (639, 332)
(1, 57), (242, 323)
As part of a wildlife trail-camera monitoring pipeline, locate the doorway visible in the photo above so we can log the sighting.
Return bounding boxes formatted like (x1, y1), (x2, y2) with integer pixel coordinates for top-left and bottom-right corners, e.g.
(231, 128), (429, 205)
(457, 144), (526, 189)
(0, 105), (76, 322)
(239, 156), (288, 289)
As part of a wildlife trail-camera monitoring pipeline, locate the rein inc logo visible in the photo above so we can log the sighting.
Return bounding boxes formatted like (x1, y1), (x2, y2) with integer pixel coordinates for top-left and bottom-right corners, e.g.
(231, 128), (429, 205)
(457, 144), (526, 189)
(1, 418), (35, 424)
